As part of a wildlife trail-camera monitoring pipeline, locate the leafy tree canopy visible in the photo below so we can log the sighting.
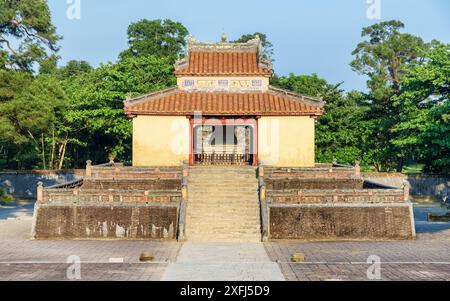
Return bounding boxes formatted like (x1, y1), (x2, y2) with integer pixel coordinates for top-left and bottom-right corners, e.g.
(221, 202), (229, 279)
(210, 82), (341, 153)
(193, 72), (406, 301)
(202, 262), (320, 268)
(351, 20), (427, 101)
(0, 0), (61, 71)
(391, 43), (450, 173)
(272, 73), (371, 165)
(232, 32), (274, 60)
(119, 19), (189, 62)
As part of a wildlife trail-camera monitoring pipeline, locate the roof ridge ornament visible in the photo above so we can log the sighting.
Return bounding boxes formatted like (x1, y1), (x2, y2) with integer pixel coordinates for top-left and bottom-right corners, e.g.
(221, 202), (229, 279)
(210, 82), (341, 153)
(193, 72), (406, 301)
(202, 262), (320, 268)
(221, 32), (227, 43)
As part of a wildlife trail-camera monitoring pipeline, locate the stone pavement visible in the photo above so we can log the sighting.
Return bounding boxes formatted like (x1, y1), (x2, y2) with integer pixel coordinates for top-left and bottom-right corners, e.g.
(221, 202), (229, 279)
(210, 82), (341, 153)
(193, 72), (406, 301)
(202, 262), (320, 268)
(1, 201), (450, 281)
(161, 243), (285, 281)
(0, 213), (181, 281)
(265, 236), (450, 281)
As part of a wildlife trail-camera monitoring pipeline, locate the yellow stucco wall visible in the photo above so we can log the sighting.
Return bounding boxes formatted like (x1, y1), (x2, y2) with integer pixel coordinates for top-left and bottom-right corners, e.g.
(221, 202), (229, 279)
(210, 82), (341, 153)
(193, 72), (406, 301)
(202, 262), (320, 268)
(258, 116), (315, 167)
(133, 116), (189, 166)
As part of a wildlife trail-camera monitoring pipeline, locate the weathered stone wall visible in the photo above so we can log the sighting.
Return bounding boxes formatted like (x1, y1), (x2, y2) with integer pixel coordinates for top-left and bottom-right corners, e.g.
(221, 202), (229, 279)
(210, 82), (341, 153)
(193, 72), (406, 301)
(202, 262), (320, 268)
(363, 173), (449, 196)
(90, 166), (182, 179)
(0, 170), (83, 198)
(269, 203), (414, 240)
(265, 178), (364, 190)
(32, 202), (179, 240)
(43, 189), (181, 203)
(268, 189), (404, 203)
(80, 179), (181, 191)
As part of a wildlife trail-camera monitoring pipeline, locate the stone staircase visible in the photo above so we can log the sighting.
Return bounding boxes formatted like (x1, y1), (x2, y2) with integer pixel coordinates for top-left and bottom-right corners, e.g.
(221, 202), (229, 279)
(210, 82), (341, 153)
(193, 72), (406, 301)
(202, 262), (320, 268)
(185, 166), (262, 242)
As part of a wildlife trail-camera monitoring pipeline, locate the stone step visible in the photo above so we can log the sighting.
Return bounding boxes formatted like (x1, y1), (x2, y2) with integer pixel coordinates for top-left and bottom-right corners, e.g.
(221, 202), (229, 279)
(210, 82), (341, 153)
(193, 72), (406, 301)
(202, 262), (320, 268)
(189, 175), (256, 179)
(186, 214), (260, 220)
(187, 199), (258, 203)
(189, 192), (257, 195)
(189, 189), (258, 193)
(185, 225), (260, 230)
(185, 224), (260, 230)
(186, 212), (259, 217)
(190, 172), (255, 175)
(187, 195), (258, 200)
(187, 203), (259, 207)
(189, 173), (256, 176)
(185, 228), (261, 234)
(188, 182), (257, 186)
(189, 180), (256, 184)
(186, 204), (259, 209)
(185, 232), (261, 237)
(185, 233), (261, 238)
(187, 202), (259, 206)
(185, 237), (262, 243)
(188, 180), (258, 184)
(185, 166), (260, 242)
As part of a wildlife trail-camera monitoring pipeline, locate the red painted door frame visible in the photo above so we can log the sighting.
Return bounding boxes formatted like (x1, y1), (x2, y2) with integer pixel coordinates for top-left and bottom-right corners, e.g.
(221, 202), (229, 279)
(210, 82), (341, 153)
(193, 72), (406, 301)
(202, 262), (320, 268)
(188, 117), (258, 166)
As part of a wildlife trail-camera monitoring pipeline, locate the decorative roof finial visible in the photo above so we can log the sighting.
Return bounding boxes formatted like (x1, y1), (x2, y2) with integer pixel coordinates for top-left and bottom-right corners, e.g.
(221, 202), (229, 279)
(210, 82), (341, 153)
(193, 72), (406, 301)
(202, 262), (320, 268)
(221, 32), (227, 42)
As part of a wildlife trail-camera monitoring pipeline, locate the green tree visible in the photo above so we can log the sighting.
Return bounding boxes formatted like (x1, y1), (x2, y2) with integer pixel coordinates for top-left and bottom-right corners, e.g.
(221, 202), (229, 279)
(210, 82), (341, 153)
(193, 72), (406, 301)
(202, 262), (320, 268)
(61, 55), (176, 166)
(0, 71), (66, 169)
(119, 19), (188, 62)
(272, 73), (370, 165)
(271, 73), (328, 97)
(392, 43), (450, 173)
(232, 32), (274, 60)
(0, 0), (61, 71)
(58, 60), (92, 78)
(350, 20), (429, 171)
(0, 188), (14, 203)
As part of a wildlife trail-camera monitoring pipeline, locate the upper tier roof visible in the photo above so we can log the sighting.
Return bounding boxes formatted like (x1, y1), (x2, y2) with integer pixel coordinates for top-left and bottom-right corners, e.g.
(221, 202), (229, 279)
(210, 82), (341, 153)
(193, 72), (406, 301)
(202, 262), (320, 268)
(174, 35), (273, 77)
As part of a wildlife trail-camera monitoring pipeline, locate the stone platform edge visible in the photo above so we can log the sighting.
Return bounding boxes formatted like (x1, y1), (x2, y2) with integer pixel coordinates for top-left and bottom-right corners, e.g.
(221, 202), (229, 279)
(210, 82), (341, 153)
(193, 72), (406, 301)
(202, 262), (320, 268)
(266, 202), (416, 241)
(31, 201), (180, 240)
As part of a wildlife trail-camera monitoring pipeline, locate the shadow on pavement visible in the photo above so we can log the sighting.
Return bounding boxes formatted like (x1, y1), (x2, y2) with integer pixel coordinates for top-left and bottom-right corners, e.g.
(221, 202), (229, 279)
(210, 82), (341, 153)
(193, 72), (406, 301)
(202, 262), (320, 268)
(0, 199), (35, 220)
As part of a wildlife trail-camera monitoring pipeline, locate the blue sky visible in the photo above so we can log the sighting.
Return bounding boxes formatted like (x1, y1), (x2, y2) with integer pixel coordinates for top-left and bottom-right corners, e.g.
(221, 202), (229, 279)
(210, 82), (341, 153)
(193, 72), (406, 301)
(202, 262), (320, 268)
(48, 0), (449, 91)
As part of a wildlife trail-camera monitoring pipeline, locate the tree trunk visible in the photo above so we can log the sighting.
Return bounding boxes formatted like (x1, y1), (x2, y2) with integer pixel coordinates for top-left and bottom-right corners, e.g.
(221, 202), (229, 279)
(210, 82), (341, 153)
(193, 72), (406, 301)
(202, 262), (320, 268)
(373, 162), (381, 172)
(396, 157), (404, 173)
(391, 56), (401, 92)
(41, 133), (46, 170)
(50, 126), (55, 169)
(58, 141), (67, 170)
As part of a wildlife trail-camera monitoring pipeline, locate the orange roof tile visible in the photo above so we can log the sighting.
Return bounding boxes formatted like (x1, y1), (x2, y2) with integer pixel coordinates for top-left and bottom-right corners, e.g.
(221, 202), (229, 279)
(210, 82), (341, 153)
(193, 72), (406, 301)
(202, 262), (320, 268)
(174, 51), (272, 76)
(124, 87), (324, 117)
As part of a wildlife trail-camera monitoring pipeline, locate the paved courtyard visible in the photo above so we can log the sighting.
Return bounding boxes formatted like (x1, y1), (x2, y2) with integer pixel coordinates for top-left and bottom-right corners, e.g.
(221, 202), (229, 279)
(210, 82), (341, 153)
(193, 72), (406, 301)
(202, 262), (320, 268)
(162, 243), (285, 281)
(0, 200), (449, 281)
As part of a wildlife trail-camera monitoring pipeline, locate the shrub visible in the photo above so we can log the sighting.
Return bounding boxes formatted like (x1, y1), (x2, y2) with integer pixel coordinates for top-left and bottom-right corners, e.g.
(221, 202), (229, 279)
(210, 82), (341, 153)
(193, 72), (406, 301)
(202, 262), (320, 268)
(0, 189), (14, 204)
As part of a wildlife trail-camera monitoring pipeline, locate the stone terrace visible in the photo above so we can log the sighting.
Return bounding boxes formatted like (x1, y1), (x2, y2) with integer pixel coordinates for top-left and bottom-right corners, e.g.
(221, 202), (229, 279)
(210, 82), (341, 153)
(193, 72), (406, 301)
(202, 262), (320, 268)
(32, 162), (186, 240)
(260, 164), (414, 240)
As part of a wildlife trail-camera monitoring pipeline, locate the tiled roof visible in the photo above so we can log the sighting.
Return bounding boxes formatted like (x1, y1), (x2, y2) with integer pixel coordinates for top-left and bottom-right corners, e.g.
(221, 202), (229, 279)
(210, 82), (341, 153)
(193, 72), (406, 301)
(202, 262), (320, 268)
(174, 36), (273, 77)
(174, 51), (272, 76)
(124, 87), (324, 117)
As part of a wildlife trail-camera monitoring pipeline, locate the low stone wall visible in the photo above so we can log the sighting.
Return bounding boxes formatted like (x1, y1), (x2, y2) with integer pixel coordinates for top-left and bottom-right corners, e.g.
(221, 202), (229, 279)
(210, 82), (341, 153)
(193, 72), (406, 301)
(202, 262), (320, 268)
(90, 166), (182, 179)
(363, 173), (449, 196)
(43, 189), (181, 203)
(265, 178), (364, 190)
(32, 201), (179, 240)
(80, 179), (181, 190)
(268, 203), (414, 240)
(0, 170), (83, 198)
(264, 166), (355, 179)
(268, 189), (404, 203)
